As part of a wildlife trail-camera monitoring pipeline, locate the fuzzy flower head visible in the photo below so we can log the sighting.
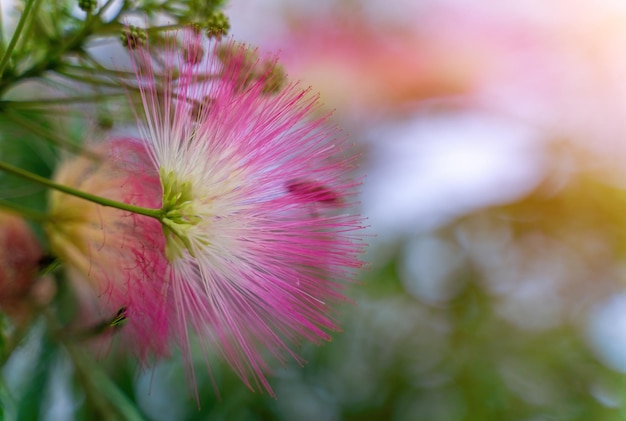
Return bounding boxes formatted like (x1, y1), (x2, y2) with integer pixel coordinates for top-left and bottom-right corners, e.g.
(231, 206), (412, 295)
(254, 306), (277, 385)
(47, 139), (171, 360)
(128, 31), (365, 394)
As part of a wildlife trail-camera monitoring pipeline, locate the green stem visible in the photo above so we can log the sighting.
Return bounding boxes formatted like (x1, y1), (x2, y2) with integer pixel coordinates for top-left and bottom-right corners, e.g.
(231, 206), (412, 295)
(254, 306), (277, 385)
(49, 0), (116, 59)
(0, 0), (118, 93)
(95, 0), (121, 20)
(38, 258), (61, 277)
(55, 68), (134, 90)
(62, 62), (148, 79)
(0, 376), (17, 419)
(0, 161), (163, 220)
(146, 23), (187, 34)
(0, 0), (42, 77)
(0, 200), (49, 222)
(15, 0), (42, 54)
(0, 316), (31, 367)
(1, 93), (126, 108)
(41, 307), (144, 421)
(4, 110), (101, 158)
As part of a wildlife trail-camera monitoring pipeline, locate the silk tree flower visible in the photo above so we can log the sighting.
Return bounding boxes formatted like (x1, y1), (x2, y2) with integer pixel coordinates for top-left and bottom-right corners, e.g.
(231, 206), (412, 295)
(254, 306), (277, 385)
(47, 139), (171, 361)
(49, 32), (364, 396)
(131, 33), (365, 394)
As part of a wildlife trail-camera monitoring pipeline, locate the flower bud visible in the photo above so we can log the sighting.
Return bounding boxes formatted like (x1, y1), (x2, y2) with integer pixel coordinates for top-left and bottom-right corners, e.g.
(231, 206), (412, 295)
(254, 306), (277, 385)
(0, 211), (44, 319)
(259, 60), (286, 94)
(205, 11), (230, 39)
(120, 26), (147, 50)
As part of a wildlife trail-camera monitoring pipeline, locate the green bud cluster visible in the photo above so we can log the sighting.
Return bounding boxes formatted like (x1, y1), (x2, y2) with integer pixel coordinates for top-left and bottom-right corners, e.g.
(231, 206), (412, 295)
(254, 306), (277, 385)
(120, 26), (147, 50)
(205, 11), (230, 39)
(216, 44), (287, 95)
(260, 61), (286, 94)
(183, 44), (205, 65)
(78, 0), (97, 13)
(97, 114), (114, 130)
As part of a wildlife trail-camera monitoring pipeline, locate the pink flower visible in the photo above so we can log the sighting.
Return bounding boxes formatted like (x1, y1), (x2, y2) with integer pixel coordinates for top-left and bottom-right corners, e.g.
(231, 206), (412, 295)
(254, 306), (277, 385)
(51, 32), (365, 396)
(47, 139), (171, 361)
(128, 33), (365, 395)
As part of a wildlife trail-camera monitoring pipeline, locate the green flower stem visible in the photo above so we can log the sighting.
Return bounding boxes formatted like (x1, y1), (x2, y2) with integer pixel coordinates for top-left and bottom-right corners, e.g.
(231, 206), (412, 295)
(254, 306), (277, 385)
(48, 0), (120, 63)
(55, 68), (135, 90)
(55, 0), (106, 53)
(69, 346), (145, 421)
(0, 0), (42, 77)
(15, 0), (42, 54)
(0, 313), (32, 367)
(1, 93), (126, 108)
(4, 110), (101, 158)
(41, 307), (144, 421)
(0, 161), (163, 220)
(0, 200), (49, 223)
(65, 62), (142, 78)
(95, 0), (123, 20)
(0, 376), (17, 419)
(146, 23), (188, 34)
(0, 0), (125, 94)
(69, 56), (173, 80)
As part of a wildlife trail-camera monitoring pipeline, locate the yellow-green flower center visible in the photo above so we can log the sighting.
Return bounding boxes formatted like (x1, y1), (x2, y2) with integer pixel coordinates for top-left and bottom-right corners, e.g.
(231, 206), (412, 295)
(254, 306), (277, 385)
(160, 168), (202, 261)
